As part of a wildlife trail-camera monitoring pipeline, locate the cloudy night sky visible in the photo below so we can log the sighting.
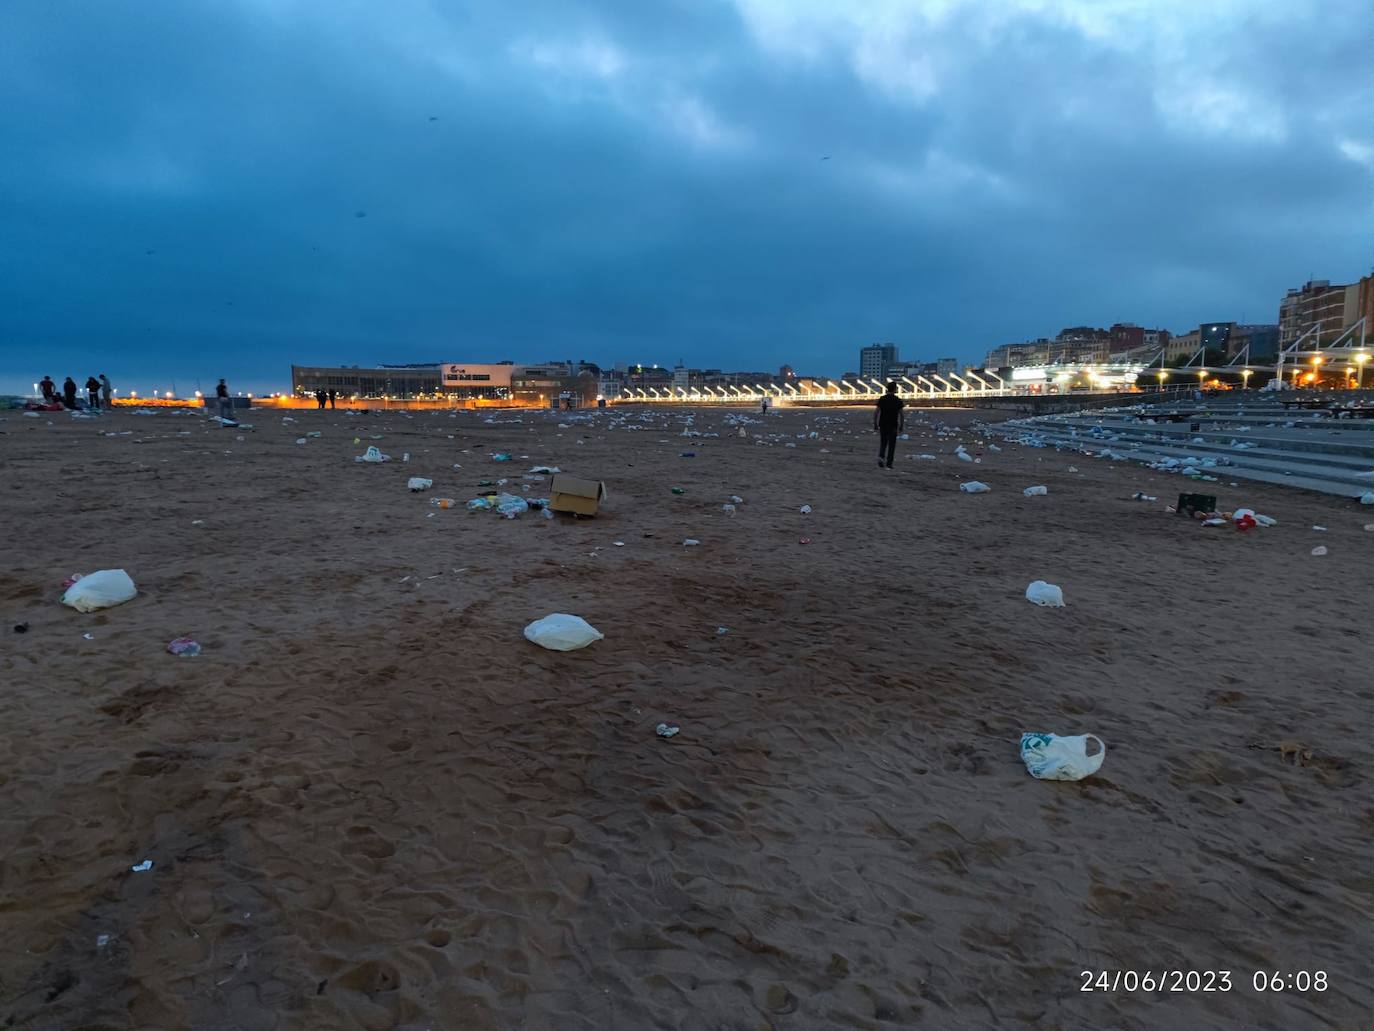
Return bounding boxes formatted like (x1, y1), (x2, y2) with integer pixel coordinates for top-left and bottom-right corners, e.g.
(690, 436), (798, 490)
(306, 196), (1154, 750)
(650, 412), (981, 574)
(2, 0), (1372, 395)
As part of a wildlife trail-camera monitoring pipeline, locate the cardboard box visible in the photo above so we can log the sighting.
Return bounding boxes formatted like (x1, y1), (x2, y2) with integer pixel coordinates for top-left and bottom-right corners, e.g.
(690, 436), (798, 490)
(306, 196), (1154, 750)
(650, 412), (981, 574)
(550, 474), (608, 516)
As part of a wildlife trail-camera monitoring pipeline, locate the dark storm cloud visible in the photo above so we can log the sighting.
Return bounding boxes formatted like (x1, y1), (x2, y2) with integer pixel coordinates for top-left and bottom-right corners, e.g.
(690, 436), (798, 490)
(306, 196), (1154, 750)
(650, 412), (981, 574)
(2, 0), (1371, 392)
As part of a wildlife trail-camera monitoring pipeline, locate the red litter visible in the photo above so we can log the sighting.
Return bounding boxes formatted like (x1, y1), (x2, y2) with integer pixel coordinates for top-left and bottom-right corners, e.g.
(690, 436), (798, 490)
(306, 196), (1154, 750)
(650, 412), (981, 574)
(799, 537), (812, 545)
(1235, 514), (1257, 531)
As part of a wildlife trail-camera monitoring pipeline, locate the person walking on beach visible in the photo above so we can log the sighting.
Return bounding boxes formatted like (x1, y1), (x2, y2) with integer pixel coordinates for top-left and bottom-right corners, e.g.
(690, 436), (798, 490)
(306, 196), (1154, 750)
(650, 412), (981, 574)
(40, 376), (56, 403)
(62, 376), (78, 409)
(85, 376), (100, 409)
(99, 374), (112, 408)
(215, 378), (233, 421)
(874, 381), (905, 469)
(328, 389), (336, 409)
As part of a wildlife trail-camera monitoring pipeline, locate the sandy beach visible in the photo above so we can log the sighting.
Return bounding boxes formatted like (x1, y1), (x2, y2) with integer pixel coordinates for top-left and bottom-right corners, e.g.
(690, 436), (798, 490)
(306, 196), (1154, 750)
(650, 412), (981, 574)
(2, 402), (1372, 1030)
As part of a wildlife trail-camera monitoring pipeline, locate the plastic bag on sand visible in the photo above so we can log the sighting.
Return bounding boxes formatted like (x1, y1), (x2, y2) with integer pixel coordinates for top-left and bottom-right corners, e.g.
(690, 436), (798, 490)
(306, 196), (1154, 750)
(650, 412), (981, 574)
(960, 481), (990, 493)
(407, 477), (433, 491)
(355, 446), (389, 463)
(524, 613), (604, 651)
(1023, 485), (1048, 496)
(1361, 492), (1374, 506)
(62, 569), (137, 612)
(496, 493), (529, 518)
(1026, 581), (1064, 607)
(1020, 732), (1106, 781)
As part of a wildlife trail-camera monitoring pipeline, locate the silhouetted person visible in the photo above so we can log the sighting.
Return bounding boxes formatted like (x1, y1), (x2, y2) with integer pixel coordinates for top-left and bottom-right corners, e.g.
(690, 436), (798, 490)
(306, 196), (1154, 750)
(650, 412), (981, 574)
(874, 381), (905, 469)
(215, 379), (233, 421)
(85, 376), (100, 409)
(40, 376), (56, 402)
(62, 377), (77, 409)
(316, 388), (327, 410)
(328, 389), (336, 409)
(99, 374), (112, 408)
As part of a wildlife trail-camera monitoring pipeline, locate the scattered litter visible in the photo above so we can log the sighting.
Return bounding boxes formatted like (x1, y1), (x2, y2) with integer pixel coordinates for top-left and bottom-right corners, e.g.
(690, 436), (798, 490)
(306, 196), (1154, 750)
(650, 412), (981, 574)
(1130, 492), (1157, 502)
(496, 494), (529, 518)
(915, 454), (936, 460)
(167, 636), (201, 657)
(13, 623), (28, 634)
(354, 446), (390, 463)
(130, 860), (154, 873)
(1068, 466), (1078, 473)
(671, 487), (685, 494)
(716, 626), (728, 635)
(799, 537), (812, 545)
(407, 477), (433, 492)
(959, 481), (991, 493)
(679, 452), (696, 458)
(729, 495), (743, 504)
(1311, 546), (1328, 556)
(1022, 486), (1048, 496)
(722, 504), (736, 515)
(430, 497), (455, 508)
(1025, 581), (1064, 607)
(491, 452), (512, 462)
(96, 934), (112, 949)
(528, 465), (561, 474)
(683, 539), (701, 546)
(614, 541), (625, 547)
(799, 505), (812, 514)
(295, 437), (307, 445)
(83, 633), (94, 640)
(1019, 732), (1105, 781)
(956, 451), (974, 463)
(1361, 492), (1374, 505)
(62, 569), (137, 612)
(466, 497), (493, 511)
(523, 613), (604, 651)
(655, 723), (680, 738)
(402, 452), (410, 462)
(1312, 525), (1327, 532)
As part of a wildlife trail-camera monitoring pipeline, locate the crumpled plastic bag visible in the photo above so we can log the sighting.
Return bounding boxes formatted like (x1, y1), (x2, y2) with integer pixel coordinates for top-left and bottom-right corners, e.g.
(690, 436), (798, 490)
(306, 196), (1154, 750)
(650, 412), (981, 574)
(1020, 732), (1106, 781)
(407, 477), (433, 491)
(523, 613), (604, 651)
(61, 569), (137, 612)
(1025, 580), (1064, 607)
(496, 493), (529, 518)
(355, 446), (389, 463)
(1023, 485), (1048, 496)
(960, 481), (991, 493)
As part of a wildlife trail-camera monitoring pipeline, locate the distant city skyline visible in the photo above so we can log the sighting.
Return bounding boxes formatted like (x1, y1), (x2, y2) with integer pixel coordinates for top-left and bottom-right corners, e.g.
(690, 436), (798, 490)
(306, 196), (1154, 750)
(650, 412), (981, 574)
(3, 1), (1373, 395)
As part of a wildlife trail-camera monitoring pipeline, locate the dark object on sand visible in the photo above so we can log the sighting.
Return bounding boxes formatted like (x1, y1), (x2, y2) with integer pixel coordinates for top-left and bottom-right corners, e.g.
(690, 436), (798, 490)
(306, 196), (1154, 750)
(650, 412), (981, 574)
(1176, 493), (1217, 518)
(14, 622), (28, 633)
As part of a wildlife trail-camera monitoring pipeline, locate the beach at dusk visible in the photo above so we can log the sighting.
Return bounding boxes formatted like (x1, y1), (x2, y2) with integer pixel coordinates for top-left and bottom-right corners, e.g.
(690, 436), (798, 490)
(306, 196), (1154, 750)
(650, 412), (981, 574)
(3, 403), (1371, 1029)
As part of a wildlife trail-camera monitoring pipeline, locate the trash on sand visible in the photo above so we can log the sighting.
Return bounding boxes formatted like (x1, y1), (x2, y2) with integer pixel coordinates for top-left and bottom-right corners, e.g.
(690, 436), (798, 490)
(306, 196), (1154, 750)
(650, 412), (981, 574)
(716, 626), (728, 635)
(167, 636), (202, 657)
(960, 481), (991, 493)
(680, 452), (696, 458)
(130, 860), (154, 873)
(1311, 546), (1328, 556)
(295, 437), (307, 445)
(14, 622), (28, 633)
(430, 497), (455, 508)
(1312, 525), (1327, 532)
(82, 632), (94, 640)
(62, 570), (137, 612)
(550, 474), (607, 516)
(1068, 466), (1078, 473)
(496, 494), (529, 518)
(799, 505), (812, 514)
(729, 495), (744, 504)
(1019, 732), (1106, 781)
(956, 451), (974, 463)
(523, 613), (604, 651)
(1025, 581), (1064, 607)
(407, 477), (433, 492)
(1023, 486), (1048, 496)
(529, 465), (561, 474)
(466, 497), (494, 511)
(799, 537), (812, 545)
(671, 487), (686, 495)
(1131, 492), (1158, 501)
(1361, 492), (1374, 505)
(402, 452), (410, 462)
(655, 723), (680, 738)
(683, 539), (701, 546)
(614, 541), (625, 546)
(722, 504), (736, 515)
(491, 452), (512, 462)
(355, 446), (390, 463)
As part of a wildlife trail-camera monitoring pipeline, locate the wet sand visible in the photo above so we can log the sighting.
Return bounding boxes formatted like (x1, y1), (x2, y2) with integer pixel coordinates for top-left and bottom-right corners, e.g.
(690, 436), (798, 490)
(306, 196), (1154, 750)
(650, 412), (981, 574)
(2, 403), (1372, 1030)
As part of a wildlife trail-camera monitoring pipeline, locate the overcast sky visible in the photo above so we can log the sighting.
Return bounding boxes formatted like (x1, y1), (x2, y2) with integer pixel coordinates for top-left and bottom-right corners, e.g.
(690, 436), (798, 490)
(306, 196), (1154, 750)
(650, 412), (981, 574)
(3, 0), (1372, 394)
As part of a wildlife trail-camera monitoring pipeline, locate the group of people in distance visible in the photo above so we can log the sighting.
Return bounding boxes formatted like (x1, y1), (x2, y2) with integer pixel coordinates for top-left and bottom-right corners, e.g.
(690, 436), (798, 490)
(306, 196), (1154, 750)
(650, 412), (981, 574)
(39, 374), (111, 411)
(313, 388), (337, 409)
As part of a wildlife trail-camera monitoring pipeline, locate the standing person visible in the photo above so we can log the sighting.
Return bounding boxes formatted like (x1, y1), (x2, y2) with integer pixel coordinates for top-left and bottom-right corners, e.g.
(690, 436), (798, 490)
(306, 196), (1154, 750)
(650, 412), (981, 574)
(99, 374), (112, 408)
(215, 378), (233, 421)
(316, 388), (327, 410)
(40, 376), (56, 402)
(85, 376), (100, 409)
(327, 389), (336, 409)
(873, 381), (905, 469)
(62, 376), (78, 409)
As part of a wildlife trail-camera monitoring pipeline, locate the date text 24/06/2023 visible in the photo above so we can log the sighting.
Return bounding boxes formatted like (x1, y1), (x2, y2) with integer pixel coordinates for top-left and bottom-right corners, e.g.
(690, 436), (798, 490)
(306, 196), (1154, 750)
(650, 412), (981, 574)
(1080, 971), (1329, 993)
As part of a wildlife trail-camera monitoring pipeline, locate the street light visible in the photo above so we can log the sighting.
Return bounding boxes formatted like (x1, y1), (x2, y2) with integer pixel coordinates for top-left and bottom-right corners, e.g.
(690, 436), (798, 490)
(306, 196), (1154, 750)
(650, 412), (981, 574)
(1241, 369), (1252, 390)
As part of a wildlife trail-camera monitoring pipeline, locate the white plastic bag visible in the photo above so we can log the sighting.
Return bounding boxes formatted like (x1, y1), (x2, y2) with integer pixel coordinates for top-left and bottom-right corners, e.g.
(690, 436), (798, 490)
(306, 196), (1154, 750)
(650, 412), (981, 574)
(1023, 485), (1048, 496)
(1020, 732), (1106, 781)
(960, 481), (991, 493)
(407, 477), (433, 492)
(355, 446), (390, 463)
(496, 493), (529, 518)
(62, 569), (137, 612)
(523, 613), (604, 651)
(1026, 581), (1064, 607)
